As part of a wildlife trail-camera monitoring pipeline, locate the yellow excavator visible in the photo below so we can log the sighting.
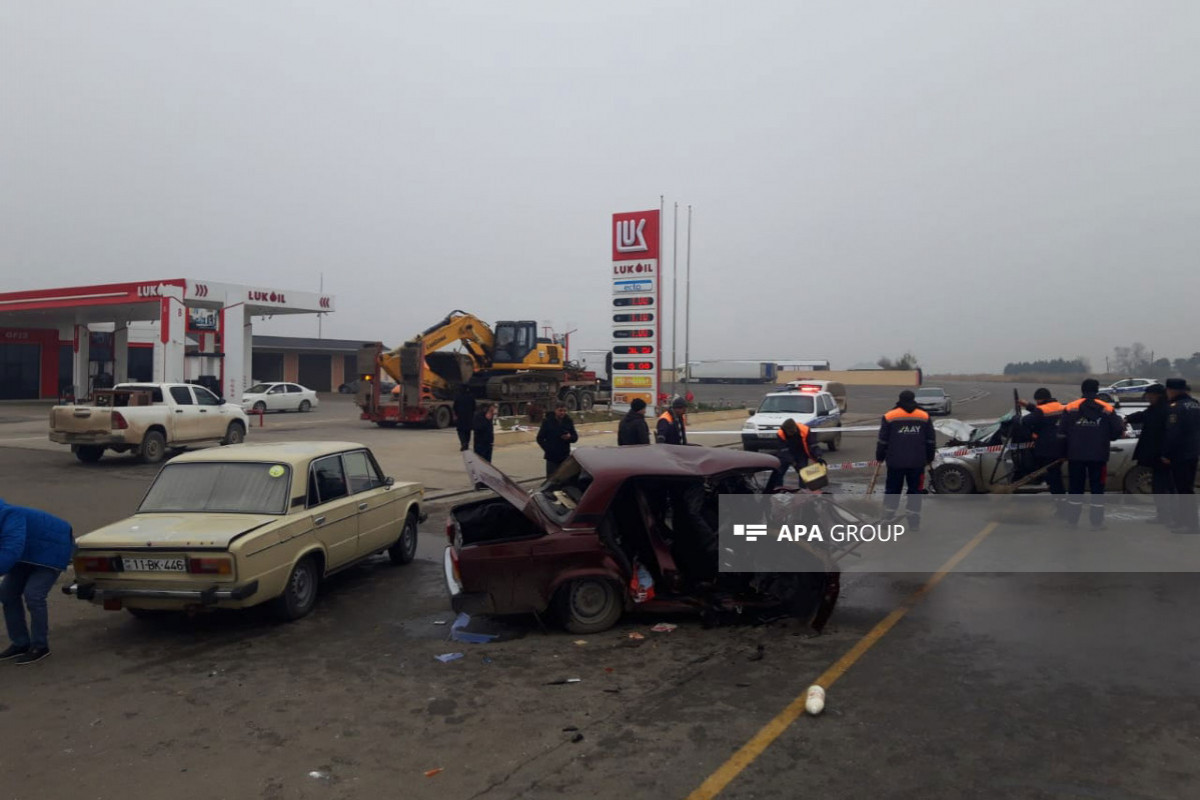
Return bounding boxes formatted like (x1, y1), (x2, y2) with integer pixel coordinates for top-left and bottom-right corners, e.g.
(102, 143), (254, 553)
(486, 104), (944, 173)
(357, 311), (604, 428)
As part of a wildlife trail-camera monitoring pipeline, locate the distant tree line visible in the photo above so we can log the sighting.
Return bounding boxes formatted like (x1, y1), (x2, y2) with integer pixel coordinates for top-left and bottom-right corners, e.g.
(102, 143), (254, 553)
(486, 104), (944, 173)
(1003, 357), (1091, 375)
(878, 352), (919, 370)
(1003, 344), (1200, 379)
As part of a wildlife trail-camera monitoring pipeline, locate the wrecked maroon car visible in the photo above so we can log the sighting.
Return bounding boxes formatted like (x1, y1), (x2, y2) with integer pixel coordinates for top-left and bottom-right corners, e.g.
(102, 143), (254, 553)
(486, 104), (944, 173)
(443, 445), (840, 634)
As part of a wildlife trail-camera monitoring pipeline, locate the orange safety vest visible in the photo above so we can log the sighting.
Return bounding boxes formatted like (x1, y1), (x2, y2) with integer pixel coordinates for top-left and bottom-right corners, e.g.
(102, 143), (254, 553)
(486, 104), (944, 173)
(777, 425), (813, 460)
(1029, 400), (1064, 439)
(1064, 397), (1114, 413)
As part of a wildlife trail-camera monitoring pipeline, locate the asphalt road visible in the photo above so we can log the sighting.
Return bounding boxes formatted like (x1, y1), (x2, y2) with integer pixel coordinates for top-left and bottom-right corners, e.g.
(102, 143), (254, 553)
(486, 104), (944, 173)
(1, 386), (1196, 800)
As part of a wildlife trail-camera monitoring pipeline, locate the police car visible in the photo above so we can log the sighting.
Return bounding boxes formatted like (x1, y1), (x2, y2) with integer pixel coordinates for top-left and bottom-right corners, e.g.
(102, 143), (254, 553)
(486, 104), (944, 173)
(741, 388), (842, 452)
(1097, 378), (1159, 404)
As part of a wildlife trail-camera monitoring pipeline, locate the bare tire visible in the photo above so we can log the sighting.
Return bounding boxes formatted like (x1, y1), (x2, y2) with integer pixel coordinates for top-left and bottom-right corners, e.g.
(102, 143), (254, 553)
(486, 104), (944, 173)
(75, 445), (104, 463)
(564, 392), (580, 412)
(933, 463), (976, 495)
(1123, 465), (1153, 495)
(222, 422), (245, 445)
(271, 556), (320, 621)
(139, 431), (166, 464)
(388, 512), (419, 565)
(253, 401), (267, 414)
(579, 391), (594, 411)
(299, 399), (312, 413)
(556, 577), (623, 634)
(433, 406), (452, 429)
(827, 427), (842, 452)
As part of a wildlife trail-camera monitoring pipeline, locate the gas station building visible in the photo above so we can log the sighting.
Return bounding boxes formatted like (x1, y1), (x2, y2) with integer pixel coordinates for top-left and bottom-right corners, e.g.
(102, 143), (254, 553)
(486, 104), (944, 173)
(0, 279), (337, 401)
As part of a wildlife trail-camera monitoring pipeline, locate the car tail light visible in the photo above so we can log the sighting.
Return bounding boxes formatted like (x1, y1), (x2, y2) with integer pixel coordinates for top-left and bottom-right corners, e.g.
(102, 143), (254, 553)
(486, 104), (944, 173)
(445, 518), (455, 543)
(75, 555), (118, 573)
(111, 411), (129, 430)
(187, 557), (232, 575)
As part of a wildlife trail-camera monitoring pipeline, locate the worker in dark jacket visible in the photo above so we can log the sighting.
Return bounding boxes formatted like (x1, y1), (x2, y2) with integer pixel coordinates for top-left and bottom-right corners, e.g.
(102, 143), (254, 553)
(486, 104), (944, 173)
(537, 402), (578, 477)
(472, 403), (496, 463)
(1162, 378), (1200, 532)
(1124, 384), (1173, 523)
(0, 500), (74, 665)
(877, 391), (936, 529)
(656, 397), (688, 445)
(1058, 379), (1125, 529)
(617, 398), (651, 446)
(766, 418), (824, 491)
(1020, 388), (1067, 501)
(453, 384), (476, 452)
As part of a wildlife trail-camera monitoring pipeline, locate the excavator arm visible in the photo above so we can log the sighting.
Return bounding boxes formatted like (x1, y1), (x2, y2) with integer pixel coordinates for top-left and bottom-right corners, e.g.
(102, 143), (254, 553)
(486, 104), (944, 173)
(377, 311), (497, 398)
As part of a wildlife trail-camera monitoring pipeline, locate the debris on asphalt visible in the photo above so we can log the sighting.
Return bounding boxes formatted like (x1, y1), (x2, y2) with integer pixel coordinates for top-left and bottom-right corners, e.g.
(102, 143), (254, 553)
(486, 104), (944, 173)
(544, 678), (582, 685)
(308, 770), (330, 781)
(627, 632), (646, 640)
(571, 733), (584, 743)
(573, 639), (587, 646)
(651, 623), (677, 633)
(805, 685), (826, 716)
(434, 653), (465, 663)
(604, 667), (614, 673)
(736, 682), (751, 688)
(450, 612), (499, 644)
(424, 768), (444, 778)
(602, 688), (621, 694)
(562, 726), (579, 732)
(432, 620), (447, 626)
(747, 644), (765, 662)
(482, 656), (494, 665)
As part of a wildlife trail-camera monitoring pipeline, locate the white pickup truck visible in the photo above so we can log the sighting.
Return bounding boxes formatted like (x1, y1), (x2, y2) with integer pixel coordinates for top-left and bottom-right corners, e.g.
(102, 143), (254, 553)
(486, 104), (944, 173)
(49, 383), (250, 464)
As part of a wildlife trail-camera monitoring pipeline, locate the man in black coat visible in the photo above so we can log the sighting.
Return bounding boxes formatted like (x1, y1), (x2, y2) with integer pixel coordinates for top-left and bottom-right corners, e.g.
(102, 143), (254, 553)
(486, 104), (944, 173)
(453, 384), (476, 452)
(1162, 378), (1200, 532)
(617, 398), (651, 446)
(1123, 384), (1172, 523)
(1059, 379), (1125, 529)
(472, 403), (495, 463)
(536, 402), (578, 477)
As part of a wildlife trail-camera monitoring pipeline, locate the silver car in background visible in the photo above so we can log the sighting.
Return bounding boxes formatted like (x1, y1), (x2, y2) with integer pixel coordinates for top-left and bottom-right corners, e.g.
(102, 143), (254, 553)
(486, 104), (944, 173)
(914, 386), (952, 415)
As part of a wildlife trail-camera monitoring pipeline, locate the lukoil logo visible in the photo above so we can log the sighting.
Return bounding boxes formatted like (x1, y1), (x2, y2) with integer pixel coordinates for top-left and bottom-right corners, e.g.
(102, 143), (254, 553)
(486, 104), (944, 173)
(614, 218), (648, 253)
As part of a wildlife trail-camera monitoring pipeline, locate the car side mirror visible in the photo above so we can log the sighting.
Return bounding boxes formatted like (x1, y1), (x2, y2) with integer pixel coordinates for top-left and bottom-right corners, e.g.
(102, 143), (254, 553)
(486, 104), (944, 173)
(747, 409), (754, 417)
(384, 476), (395, 487)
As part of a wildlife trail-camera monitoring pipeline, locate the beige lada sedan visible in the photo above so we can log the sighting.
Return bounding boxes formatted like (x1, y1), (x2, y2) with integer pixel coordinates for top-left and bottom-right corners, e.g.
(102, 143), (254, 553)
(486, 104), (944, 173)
(65, 442), (424, 620)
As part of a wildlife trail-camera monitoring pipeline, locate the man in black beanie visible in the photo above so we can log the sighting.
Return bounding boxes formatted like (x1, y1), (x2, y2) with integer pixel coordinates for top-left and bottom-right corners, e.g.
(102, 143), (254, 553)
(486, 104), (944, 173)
(618, 398), (651, 446)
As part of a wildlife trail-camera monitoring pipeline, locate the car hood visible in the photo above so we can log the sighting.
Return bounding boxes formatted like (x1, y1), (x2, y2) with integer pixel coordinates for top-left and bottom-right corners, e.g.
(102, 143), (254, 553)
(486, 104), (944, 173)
(933, 418), (976, 441)
(77, 513), (279, 549)
(462, 451), (539, 523)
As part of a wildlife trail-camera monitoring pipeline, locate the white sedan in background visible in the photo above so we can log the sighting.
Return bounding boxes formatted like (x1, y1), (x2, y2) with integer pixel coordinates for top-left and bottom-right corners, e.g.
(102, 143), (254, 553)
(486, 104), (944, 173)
(241, 382), (320, 413)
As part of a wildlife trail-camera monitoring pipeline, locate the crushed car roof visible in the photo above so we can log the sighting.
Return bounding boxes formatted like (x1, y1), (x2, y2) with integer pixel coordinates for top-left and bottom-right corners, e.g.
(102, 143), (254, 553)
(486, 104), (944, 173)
(572, 445), (780, 478)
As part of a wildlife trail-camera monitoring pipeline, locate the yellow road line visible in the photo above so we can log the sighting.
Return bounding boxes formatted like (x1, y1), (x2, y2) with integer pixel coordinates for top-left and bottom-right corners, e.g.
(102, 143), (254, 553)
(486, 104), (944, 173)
(686, 521), (1000, 800)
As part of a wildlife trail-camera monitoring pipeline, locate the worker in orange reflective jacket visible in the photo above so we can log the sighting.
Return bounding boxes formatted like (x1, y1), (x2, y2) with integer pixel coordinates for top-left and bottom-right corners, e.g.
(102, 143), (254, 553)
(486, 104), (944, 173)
(1020, 388), (1067, 503)
(656, 397), (688, 445)
(766, 418), (825, 491)
(876, 390), (936, 530)
(1058, 379), (1125, 530)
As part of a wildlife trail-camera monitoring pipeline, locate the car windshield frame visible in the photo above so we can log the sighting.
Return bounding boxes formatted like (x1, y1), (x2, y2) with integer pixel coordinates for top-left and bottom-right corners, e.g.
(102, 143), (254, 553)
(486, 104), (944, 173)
(757, 395), (816, 414)
(138, 461), (294, 515)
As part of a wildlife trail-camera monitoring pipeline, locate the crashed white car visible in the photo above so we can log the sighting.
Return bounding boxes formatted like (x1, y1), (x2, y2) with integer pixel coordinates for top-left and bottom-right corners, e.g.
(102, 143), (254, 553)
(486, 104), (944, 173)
(929, 412), (1149, 495)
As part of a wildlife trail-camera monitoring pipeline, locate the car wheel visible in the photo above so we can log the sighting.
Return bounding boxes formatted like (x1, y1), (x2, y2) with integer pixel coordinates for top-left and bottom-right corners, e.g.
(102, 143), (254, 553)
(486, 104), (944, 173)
(433, 406), (453, 429)
(1123, 465), (1153, 495)
(579, 391), (594, 411)
(827, 427), (842, 452)
(556, 577), (623, 634)
(299, 399), (312, 413)
(563, 392), (580, 412)
(388, 512), (419, 565)
(74, 445), (104, 464)
(253, 401), (267, 414)
(222, 422), (245, 445)
(271, 555), (320, 621)
(932, 463), (976, 494)
(139, 431), (166, 464)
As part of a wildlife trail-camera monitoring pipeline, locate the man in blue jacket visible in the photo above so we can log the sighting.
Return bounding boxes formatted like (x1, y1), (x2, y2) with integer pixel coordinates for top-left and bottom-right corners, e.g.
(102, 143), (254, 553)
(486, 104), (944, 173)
(0, 500), (74, 664)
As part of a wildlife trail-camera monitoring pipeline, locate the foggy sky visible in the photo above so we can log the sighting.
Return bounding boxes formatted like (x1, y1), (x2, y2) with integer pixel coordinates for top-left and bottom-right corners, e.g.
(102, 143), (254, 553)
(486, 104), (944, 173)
(3, 1), (1198, 373)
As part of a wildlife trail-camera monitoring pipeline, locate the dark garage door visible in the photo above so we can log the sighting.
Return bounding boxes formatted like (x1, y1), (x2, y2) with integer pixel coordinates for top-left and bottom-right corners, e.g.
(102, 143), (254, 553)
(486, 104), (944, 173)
(0, 344), (41, 399)
(298, 354), (331, 392)
(252, 353), (284, 383)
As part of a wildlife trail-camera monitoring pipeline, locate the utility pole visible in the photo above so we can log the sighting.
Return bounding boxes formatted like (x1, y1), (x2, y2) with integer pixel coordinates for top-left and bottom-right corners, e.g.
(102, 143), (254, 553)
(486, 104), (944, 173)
(672, 201), (678, 399)
(684, 205), (692, 392)
(318, 272), (323, 339)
